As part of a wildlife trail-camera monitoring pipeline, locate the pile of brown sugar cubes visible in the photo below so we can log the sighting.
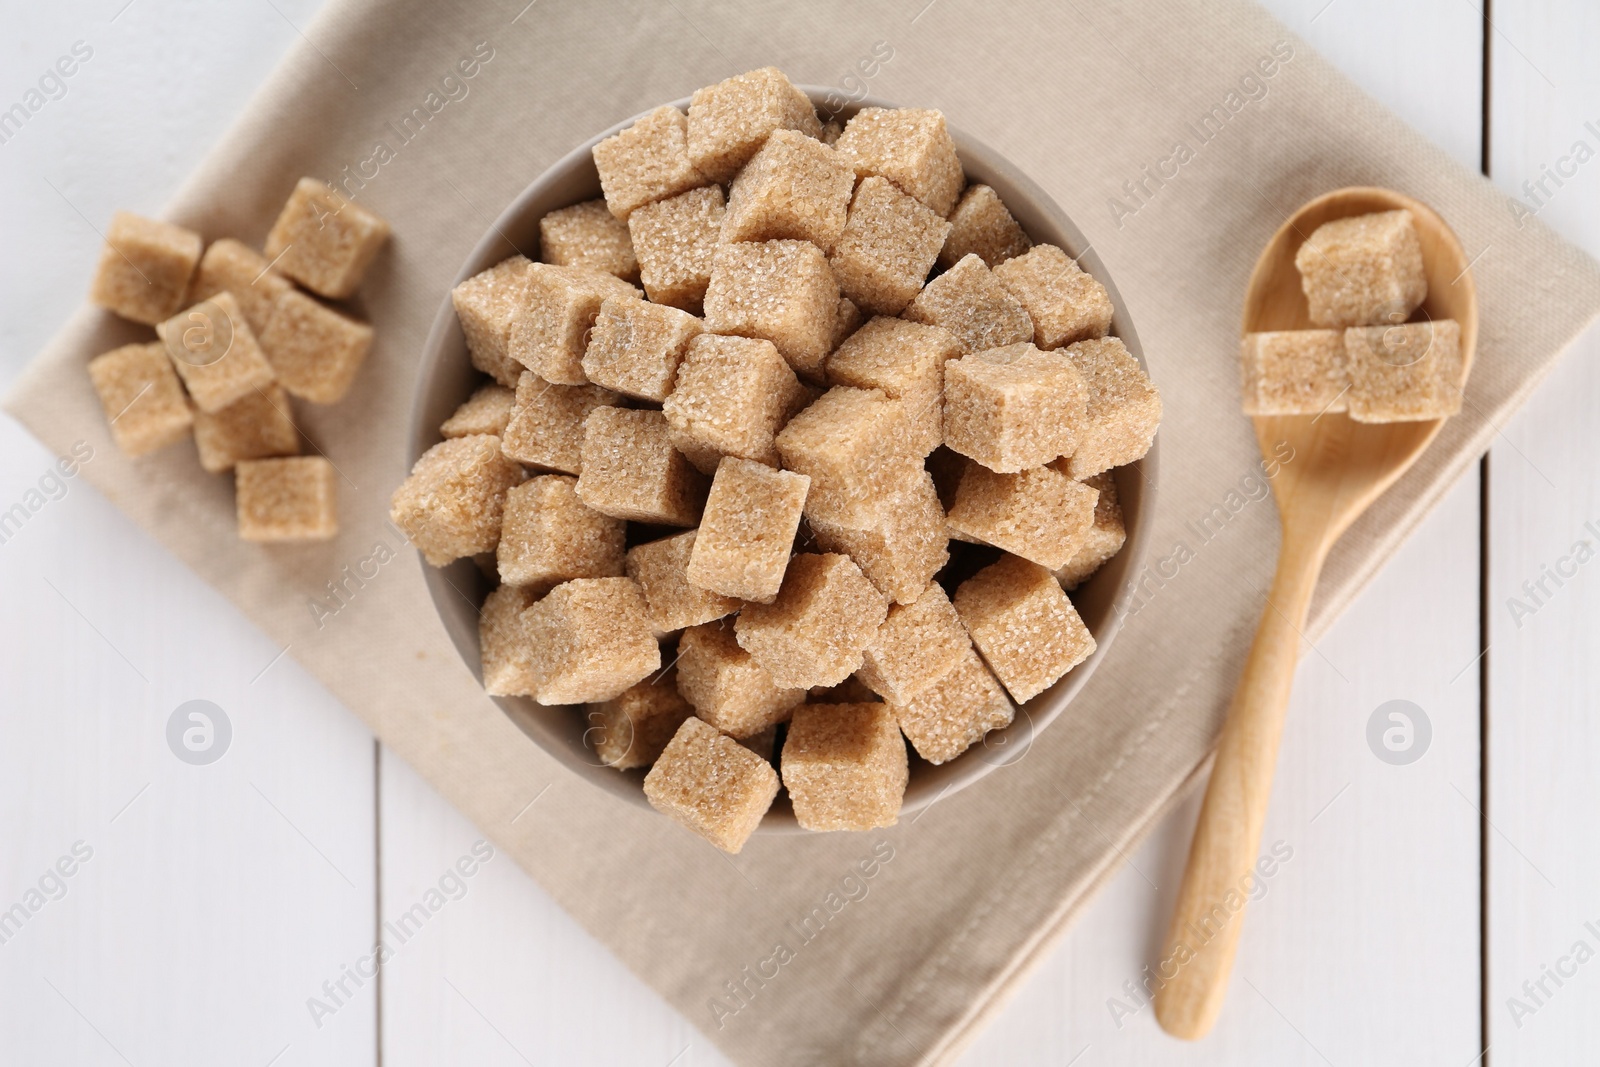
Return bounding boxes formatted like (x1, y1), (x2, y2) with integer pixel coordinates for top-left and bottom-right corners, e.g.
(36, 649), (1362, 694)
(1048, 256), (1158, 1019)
(390, 68), (1161, 853)
(1240, 209), (1464, 421)
(84, 178), (390, 541)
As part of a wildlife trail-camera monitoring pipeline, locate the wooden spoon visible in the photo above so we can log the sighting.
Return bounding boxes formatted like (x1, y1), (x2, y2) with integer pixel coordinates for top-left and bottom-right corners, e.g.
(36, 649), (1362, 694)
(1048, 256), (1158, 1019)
(1153, 187), (1478, 1040)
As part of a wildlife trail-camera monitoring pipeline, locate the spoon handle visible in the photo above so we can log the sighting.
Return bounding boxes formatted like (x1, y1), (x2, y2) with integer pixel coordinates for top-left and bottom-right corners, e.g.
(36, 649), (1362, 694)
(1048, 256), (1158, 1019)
(1153, 529), (1328, 1040)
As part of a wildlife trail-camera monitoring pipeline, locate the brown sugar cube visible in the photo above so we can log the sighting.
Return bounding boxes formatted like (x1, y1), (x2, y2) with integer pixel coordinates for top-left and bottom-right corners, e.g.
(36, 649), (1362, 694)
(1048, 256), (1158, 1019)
(993, 244), (1114, 350)
(626, 531), (740, 633)
(479, 584), (539, 697)
(856, 582), (969, 704)
(87, 342), (193, 456)
(539, 199), (638, 280)
(955, 554), (1096, 703)
(524, 577), (660, 704)
(947, 462), (1098, 570)
(453, 255), (536, 388)
(501, 371), (619, 474)
(440, 383), (516, 438)
(825, 316), (959, 457)
(940, 184), (1032, 269)
(576, 407), (707, 526)
(819, 119), (843, 146)
(264, 178), (390, 299)
(904, 253), (1033, 356)
(497, 475), (625, 590)
(1052, 470), (1126, 589)
(588, 668), (695, 769)
(156, 292), (276, 413)
(592, 105), (705, 220)
(663, 334), (808, 473)
(676, 622), (805, 738)
(942, 343), (1087, 473)
(628, 186), (725, 313)
(509, 264), (641, 386)
(687, 458), (810, 603)
(1294, 210), (1427, 327)
(735, 553), (888, 689)
(258, 289), (373, 404)
(189, 238), (292, 334)
(235, 456), (337, 542)
(774, 386), (923, 526)
(722, 130), (855, 252)
(808, 469), (948, 605)
(193, 384), (299, 474)
(887, 642), (1013, 764)
(781, 703), (908, 832)
(89, 211), (202, 325)
(644, 716), (780, 853)
(686, 67), (822, 184)
(703, 240), (839, 381)
(1344, 319), (1464, 422)
(389, 434), (523, 566)
(832, 296), (863, 351)
(833, 107), (964, 217)
(1240, 330), (1349, 416)
(829, 177), (952, 316)
(581, 295), (702, 402)
(1060, 337), (1162, 478)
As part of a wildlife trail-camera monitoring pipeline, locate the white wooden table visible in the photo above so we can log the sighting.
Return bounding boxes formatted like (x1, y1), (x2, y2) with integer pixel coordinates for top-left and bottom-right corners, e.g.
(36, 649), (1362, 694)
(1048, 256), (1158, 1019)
(2, 2), (1595, 1063)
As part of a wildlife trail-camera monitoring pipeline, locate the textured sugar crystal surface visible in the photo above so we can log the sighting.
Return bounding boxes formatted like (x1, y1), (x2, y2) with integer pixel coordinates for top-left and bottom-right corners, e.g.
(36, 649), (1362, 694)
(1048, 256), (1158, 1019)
(781, 703), (908, 832)
(264, 177), (391, 299)
(722, 130), (854, 252)
(833, 107), (964, 216)
(157, 291), (277, 413)
(628, 186), (725, 313)
(819, 119), (843, 146)
(89, 211), (202, 326)
(581, 295), (702, 401)
(687, 458), (809, 603)
(856, 582), (969, 704)
(903, 253), (1034, 355)
(774, 386), (923, 526)
(946, 462), (1099, 570)
(1240, 329), (1349, 416)
(190, 238), (291, 334)
(1294, 210), (1427, 328)
(258, 289), (373, 404)
(825, 316), (959, 456)
(686, 67), (821, 184)
(577, 407), (707, 526)
(942, 343), (1087, 473)
(194, 383), (299, 473)
(1060, 337), (1162, 478)
(539, 199), (639, 280)
(479, 584), (539, 697)
(524, 577), (660, 705)
(88, 342), (193, 456)
(676, 622), (804, 738)
(497, 474), (626, 591)
(829, 177), (951, 316)
(592, 106), (706, 220)
(1344, 320), (1464, 422)
(1053, 470), (1126, 589)
(735, 553), (888, 689)
(955, 554), (1096, 703)
(664, 334), (808, 473)
(993, 244), (1114, 350)
(832, 296), (863, 351)
(509, 264), (641, 385)
(501, 372), (619, 474)
(236, 456), (338, 543)
(588, 668), (696, 770)
(887, 642), (1013, 764)
(703, 240), (839, 380)
(389, 434), (523, 566)
(940, 184), (1032, 269)
(440, 383), (516, 438)
(643, 716), (780, 853)
(808, 468), (948, 605)
(626, 531), (740, 633)
(453, 255), (535, 387)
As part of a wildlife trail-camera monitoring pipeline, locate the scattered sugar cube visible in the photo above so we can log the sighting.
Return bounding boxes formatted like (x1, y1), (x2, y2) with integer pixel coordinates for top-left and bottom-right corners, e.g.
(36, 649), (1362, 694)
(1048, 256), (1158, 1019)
(480, 584), (539, 696)
(687, 458), (810, 603)
(389, 434), (523, 566)
(955, 554), (1095, 702)
(497, 474), (626, 590)
(626, 531), (740, 633)
(539, 198), (638, 280)
(1295, 209), (1427, 327)
(576, 407), (707, 525)
(581, 295), (702, 402)
(440, 383), (516, 438)
(703, 240), (839, 380)
(628, 186), (725, 313)
(1053, 470), (1126, 589)
(735, 553), (888, 689)
(189, 238), (291, 334)
(1239, 329), (1348, 416)
(235, 456), (338, 542)
(722, 130), (855, 252)
(856, 582), (969, 704)
(781, 703), (908, 831)
(774, 386), (923, 526)
(903, 253), (1033, 355)
(509, 264), (641, 385)
(644, 716), (780, 853)
(588, 668), (695, 769)
(819, 119), (843, 146)
(808, 469), (948, 605)
(825, 316), (960, 456)
(156, 291), (277, 413)
(940, 184), (1032, 269)
(686, 67), (821, 184)
(264, 177), (391, 299)
(829, 176), (952, 315)
(664, 334), (808, 473)
(676, 622), (805, 738)
(887, 642), (1013, 764)
(946, 462), (1098, 570)
(832, 295), (863, 351)
(592, 105), (705, 220)
(87, 342), (193, 456)
(501, 371), (619, 474)
(89, 211), (202, 325)
(193, 383), (300, 473)
(258, 289), (373, 404)
(942, 343), (1087, 472)
(833, 107), (964, 216)
(524, 577), (660, 704)
(993, 244), (1113, 350)
(453, 255), (535, 388)
(1060, 337), (1162, 478)
(1344, 319), (1464, 422)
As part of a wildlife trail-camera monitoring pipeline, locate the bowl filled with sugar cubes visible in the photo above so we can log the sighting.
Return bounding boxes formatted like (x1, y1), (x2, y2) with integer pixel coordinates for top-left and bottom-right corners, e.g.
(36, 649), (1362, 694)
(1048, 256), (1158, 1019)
(395, 68), (1162, 851)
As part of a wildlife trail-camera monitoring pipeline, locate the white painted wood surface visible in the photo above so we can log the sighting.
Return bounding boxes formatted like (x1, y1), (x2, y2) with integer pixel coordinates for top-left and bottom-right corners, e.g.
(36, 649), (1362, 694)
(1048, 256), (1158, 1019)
(0, 2), (1593, 1064)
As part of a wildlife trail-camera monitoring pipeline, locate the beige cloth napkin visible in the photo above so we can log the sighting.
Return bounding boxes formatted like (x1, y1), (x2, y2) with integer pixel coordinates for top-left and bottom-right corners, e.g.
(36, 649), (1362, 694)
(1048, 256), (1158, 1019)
(10, 0), (1598, 1063)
